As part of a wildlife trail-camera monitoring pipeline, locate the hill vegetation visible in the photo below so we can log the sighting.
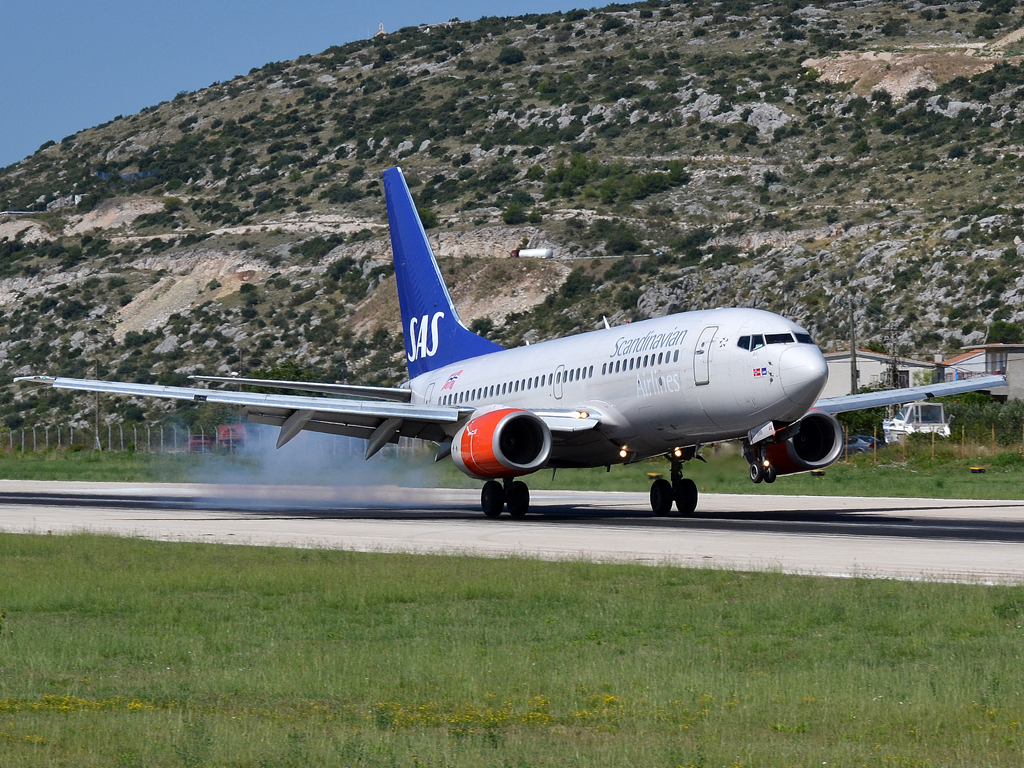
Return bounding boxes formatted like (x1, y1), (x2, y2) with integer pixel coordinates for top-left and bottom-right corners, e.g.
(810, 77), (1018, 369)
(3, 0), (1024, 431)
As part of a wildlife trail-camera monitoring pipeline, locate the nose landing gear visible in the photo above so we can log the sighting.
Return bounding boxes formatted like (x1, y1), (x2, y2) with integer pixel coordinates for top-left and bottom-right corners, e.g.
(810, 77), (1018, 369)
(747, 446), (777, 484)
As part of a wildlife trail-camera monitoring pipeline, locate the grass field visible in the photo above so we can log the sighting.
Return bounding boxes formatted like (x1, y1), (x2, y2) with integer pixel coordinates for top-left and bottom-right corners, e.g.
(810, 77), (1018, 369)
(0, 441), (1021, 500)
(0, 533), (1022, 766)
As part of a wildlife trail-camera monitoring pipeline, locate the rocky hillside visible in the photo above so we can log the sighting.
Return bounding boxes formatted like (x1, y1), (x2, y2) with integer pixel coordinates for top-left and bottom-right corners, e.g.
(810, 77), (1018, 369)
(3, 0), (1024, 431)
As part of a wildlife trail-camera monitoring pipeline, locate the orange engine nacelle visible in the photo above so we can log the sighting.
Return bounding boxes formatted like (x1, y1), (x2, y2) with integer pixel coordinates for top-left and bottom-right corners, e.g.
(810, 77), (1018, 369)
(451, 408), (551, 479)
(763, 410), (844, 476)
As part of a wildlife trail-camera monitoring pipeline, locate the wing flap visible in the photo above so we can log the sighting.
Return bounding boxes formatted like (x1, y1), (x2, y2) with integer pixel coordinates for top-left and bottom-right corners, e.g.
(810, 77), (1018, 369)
(190, 375), (412, 402)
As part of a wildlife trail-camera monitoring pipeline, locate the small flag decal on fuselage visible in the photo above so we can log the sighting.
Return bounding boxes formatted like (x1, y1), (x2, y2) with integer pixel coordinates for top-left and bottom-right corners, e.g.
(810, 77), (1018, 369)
(753, 367), (767, 377)
(441, 370), (463, 390)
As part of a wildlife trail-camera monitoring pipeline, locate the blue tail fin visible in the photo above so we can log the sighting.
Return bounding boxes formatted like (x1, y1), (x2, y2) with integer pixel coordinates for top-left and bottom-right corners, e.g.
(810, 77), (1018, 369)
(382, 167), (504, 379)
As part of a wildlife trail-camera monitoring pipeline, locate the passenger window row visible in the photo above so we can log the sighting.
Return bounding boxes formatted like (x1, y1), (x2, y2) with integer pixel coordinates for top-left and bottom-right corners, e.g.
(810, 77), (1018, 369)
(601, 349), (680, 376)
(438, 365), (596, 406)
(736, 332), (813, 350)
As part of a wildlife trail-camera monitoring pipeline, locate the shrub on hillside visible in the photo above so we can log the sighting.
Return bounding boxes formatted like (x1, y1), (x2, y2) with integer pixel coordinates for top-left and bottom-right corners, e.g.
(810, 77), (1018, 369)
(497, 47), (525, 66)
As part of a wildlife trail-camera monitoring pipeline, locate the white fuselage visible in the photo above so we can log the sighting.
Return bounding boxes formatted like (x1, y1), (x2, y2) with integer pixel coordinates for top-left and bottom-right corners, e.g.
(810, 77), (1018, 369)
(408, 308), (828, 467)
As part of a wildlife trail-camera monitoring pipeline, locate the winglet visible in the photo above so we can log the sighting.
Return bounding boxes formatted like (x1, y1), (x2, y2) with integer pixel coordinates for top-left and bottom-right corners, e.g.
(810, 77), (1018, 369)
(14, 375), (56, 385)
(382, 167), (503, 379)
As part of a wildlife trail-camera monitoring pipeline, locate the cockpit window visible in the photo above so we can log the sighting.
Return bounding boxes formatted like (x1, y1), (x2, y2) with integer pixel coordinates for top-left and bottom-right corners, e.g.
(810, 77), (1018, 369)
(795, 332), (813, 344)
(737, 335), (750, 350)
(750, 334), (765, 350)
(765, 333), (794, 344)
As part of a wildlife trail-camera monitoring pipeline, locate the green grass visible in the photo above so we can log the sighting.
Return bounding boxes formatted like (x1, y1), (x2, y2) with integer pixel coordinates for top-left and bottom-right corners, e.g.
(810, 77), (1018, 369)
(0, 441), (1022, 499)
(0, 533), (1022, 766)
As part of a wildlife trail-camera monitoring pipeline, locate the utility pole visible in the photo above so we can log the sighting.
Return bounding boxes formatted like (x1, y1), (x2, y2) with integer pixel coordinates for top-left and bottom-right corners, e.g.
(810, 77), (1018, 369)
(93, 361), (101, 450)
(886, 323), (901, 390)
(884, 323), (903, 419)
(849, 295), (858, 395)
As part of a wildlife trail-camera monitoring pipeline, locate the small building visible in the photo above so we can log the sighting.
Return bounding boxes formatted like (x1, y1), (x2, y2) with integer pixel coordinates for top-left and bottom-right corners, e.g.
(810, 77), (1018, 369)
(960, 343), (1024, 401)
(820, 349), (937, 399)
(935, 349), (986, 382)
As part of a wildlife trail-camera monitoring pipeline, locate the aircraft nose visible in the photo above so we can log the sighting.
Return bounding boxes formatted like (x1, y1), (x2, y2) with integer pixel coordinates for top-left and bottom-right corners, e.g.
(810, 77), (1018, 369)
(779, 345), (828, 406)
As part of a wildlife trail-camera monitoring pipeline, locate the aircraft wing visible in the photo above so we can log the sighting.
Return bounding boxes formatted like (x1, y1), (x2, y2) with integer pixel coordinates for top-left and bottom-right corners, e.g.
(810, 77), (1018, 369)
(16, 375), (459, 456)
(189, 375), (412, 402)
(15, 376), (602, 456)
(813, 375), (1006, 414)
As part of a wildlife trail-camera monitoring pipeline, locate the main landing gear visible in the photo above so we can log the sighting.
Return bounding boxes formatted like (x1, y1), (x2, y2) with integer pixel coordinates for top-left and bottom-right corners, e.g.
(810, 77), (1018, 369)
(481, 478), (531, 518)
(650, 457), (698, 516)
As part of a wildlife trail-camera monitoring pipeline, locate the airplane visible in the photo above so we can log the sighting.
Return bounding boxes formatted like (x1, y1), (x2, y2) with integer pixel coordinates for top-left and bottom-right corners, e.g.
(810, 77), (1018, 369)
(17, 167), (1006, 517)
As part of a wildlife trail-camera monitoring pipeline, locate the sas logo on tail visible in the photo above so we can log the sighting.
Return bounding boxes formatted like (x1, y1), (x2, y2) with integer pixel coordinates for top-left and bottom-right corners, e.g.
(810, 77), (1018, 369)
(753, 367), (767, 377)
(407, 312), (445, 362)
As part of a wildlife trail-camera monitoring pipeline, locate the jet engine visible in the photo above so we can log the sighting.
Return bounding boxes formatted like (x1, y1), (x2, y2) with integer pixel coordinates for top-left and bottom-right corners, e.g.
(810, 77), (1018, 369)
(763, 410), (844, 475)
(451, 408), (551, 479)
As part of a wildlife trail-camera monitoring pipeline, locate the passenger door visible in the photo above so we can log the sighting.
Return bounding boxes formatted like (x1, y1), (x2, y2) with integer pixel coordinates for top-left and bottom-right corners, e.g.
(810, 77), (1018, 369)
(553, 365), (564, 400)
(693, 326), (718, 386)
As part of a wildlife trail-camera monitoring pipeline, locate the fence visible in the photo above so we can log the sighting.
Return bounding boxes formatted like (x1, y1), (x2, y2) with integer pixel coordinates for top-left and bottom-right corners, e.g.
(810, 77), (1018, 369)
(0, 424), (425, 458)
(840, 423), (1024, 463)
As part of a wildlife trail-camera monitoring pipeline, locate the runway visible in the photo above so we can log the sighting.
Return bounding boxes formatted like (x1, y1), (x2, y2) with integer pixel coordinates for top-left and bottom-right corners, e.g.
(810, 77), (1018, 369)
(0, 480), (1022, 584)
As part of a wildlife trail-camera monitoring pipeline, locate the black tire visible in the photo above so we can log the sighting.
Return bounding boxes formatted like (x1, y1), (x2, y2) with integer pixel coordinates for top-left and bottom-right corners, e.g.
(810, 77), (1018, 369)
(506, 480), (530, 517)
(481, 480), (505, 517)
(764, 464), (777, 484)
(749, 463), (764, 484)
(675, 478), (698, 516)
(650, 478), (673, 516)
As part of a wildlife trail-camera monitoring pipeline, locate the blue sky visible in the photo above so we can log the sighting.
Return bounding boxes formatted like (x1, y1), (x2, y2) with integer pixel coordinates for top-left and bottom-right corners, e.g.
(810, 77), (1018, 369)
(0, 1), (573, 169)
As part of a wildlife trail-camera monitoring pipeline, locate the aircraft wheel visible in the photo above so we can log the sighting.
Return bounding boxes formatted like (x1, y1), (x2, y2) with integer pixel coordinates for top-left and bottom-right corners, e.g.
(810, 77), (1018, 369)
(506, 481), (530, 518)
(650, 478), (673, 516)
(481, 480), (505, 517)
(749, 463), (764, 484)
(675, 478), (698, 516)
(764, 465), (777, 484)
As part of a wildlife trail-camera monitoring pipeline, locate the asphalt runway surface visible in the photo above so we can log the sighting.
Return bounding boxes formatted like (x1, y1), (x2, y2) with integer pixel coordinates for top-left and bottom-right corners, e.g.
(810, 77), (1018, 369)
(0, 480), (1022, 583)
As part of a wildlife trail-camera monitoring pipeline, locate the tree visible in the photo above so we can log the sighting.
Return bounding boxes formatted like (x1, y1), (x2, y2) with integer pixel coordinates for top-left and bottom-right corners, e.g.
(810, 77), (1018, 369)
(469, 317), (494, 338)
(418, 206), (438, 229)
(988, 320), (1023, 344)
(559, 268), (595, 300)
(974, 15), (1002, 39)
(880, 18), (906, 36)
(502, 203), (528, 225)
(497, 47), (525, 66)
